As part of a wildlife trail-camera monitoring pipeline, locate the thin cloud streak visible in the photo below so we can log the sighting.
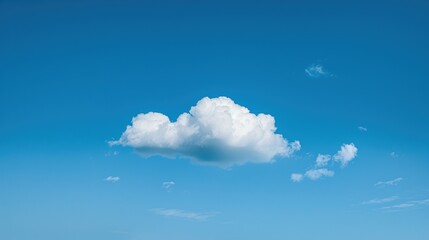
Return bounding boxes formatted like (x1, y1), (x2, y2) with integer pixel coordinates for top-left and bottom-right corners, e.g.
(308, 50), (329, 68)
(382, 199), (429, 211)
(362, 196), (398, 205)
(151, 208), (215, 221)
(374, 177), (403, 187)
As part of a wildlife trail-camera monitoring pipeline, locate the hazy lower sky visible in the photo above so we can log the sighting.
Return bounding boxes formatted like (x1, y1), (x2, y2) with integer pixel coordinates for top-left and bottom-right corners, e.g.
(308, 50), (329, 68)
(1, 0), (429, 239)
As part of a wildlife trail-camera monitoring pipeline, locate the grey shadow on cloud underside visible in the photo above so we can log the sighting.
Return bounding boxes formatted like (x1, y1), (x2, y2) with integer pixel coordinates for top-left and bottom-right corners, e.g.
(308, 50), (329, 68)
(134, 140), (269, 168)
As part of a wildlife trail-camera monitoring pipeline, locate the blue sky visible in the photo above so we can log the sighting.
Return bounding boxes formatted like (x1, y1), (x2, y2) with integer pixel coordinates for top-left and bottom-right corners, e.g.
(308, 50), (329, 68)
(1, 0), (429, 239)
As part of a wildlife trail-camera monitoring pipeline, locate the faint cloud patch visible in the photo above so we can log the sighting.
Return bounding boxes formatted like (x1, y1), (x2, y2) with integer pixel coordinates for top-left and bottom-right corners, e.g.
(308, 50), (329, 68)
(291, 173), (304, 182)
(162, 181), (175, 190)
(105, 150), (119, 157)
(305, 64), (331, 78)
(358, 126), (367, 132)
(315, 154), (331, 167)
(105, 176), (120, 183)
(151, 208), (215, 221)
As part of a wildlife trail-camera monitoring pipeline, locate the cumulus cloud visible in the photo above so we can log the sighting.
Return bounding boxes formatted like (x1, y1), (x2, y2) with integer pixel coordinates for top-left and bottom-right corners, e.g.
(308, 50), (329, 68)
(151, 208), (215, 221)
(334, 143), (358, 167)
(315, 154), (331, 167)
(111, 97), (300, 167)
(362, 196), (398, 205)
(305, 64), (329, 78)
(291, 173), (304, 182)
(163, 181), (175, 189)
(105, 176), (120, 183)
(374, 177), (403, 187)
(305, 168), (335, 180)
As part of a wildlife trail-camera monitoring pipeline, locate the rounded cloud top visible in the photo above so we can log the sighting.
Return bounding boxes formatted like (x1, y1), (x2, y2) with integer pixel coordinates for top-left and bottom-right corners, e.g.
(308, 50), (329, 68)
(111, 96), (300, 167)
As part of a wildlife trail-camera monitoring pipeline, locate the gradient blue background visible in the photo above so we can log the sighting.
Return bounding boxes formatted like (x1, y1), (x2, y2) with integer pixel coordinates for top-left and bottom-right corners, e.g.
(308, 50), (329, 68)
(1, 0), (429, 239)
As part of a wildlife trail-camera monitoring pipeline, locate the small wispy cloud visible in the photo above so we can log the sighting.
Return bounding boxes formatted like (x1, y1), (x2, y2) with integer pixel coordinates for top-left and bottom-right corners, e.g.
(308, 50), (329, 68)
(305, 168), (335, 180)
(390, 152), (398, 158)
(410, 199), (429, 205)
(291, 173), (304, 182)
(381, 199), (429, 211)
(105, 176), (120, 183)
(315, 154), (331, 167)
(382, 203), (414, 210)
(362, 196), (398, 205)
(291, 143), (357, 183)
(358, 126), (367, 132)
(151, 208), (215, 221)
(290, 168), (334, 182)
(374, 177), (403, 187)
(162, 181), (175, 189)
(305, 64), (330, 78)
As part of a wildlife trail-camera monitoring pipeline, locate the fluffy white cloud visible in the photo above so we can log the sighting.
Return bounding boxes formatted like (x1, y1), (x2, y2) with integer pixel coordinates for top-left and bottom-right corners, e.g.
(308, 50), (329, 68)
(291, 173), (304, 182)
(374, 177), (403, 187)
(315, 154), (331, 167)
(162, 181), (175, 189)
(305, 168), (335, 180)
(111, 96), (300, 167)
(334, 143), (358, 167)
(305, 64), (329, 78)
(105, 176), (120, 183)
(151, 208), (214, 221)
